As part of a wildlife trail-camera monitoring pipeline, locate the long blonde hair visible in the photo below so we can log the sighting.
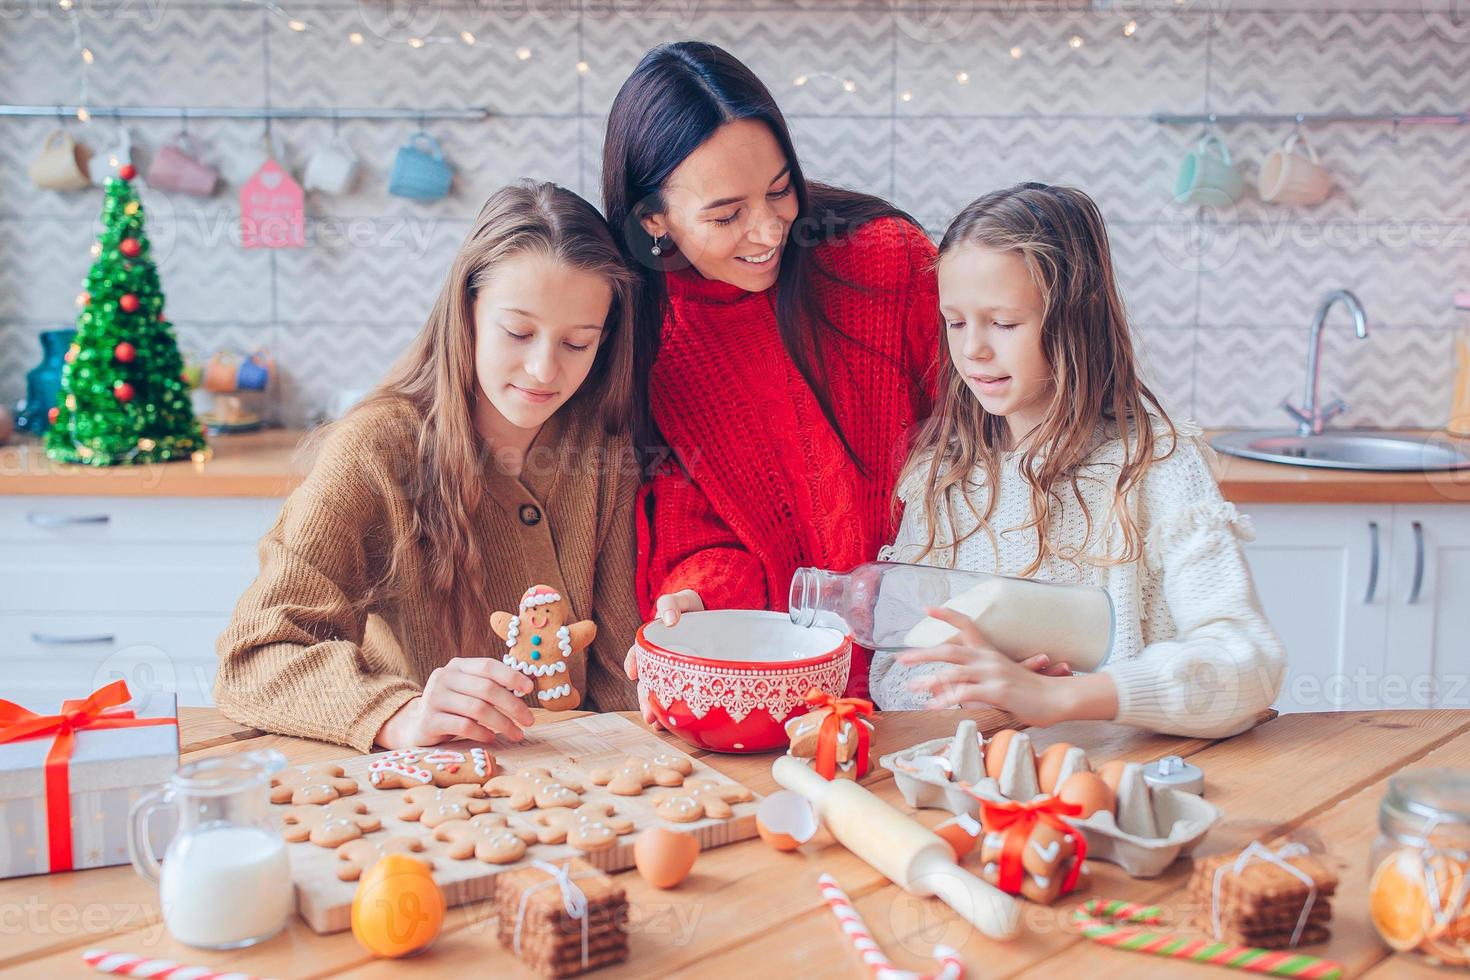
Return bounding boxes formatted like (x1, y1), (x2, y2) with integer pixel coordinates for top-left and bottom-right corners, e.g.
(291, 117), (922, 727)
(896, 182), (1176, 575)
(333, 180), (635, 648)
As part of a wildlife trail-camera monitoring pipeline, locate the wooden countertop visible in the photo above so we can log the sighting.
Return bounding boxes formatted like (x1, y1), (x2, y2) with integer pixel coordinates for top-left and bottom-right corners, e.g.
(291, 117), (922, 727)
(3, 705), (1466, 978)
(3, 428), (1469, 504)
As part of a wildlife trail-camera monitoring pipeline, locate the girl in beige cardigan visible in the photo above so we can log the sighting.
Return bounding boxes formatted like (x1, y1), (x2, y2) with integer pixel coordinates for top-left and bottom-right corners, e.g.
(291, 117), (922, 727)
(215, 182), (643, 752)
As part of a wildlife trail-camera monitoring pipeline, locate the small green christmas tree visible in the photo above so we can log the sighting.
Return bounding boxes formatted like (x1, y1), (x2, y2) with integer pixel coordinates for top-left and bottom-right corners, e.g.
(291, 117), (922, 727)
(45, 165), (208, 466)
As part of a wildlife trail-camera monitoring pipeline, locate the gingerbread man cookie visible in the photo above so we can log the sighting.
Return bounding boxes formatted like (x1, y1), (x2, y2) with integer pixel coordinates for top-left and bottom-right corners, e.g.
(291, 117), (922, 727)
(491, 585), (595, 711)
(526, 803), (635, 851)
(590, 753), (694, 796)
(368, 746), (496, 789)
(485, 768), (584, 810)
(653, 778), (754, 823)
(397, 784), (494, 827)
(335, 836), (431, 881)
(281, 798), (381, 847)
(434, 814), (539, 864)
(269, 764), (359, 805)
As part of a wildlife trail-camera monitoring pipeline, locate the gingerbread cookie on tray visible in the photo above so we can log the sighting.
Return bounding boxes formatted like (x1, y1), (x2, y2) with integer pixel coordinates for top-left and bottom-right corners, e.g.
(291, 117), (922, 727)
(492, 584), (595, 711)
(367, 746), (496, 789)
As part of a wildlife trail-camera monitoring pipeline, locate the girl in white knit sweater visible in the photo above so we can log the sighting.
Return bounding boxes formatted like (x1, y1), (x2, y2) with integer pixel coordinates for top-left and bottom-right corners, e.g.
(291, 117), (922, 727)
(870, 183), (1285, 738)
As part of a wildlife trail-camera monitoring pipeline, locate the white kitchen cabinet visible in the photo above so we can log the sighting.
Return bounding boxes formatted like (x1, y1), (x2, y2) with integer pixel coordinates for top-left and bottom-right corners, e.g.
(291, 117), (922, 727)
(1240, 503), (1470, 713)
(0, 495), (282, 707)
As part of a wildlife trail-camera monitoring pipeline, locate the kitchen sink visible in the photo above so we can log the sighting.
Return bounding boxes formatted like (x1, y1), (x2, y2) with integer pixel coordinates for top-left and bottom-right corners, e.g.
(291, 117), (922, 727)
(1210, 430), (1470, 472)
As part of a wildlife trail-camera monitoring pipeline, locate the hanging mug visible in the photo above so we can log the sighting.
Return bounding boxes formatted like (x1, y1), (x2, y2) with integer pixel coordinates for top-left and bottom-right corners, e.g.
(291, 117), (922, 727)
(1173, 134), (1244, 206)
(235, 349), (274, 391)
(1258, 132), (1331, 207)
(388, 131), (453, 201)
(28, 130), (92, 191)
(147, 133), (219, 197)
(203, 351), (240, 393)
(303, 133), (359, 195)
(89, 125), (133, 186)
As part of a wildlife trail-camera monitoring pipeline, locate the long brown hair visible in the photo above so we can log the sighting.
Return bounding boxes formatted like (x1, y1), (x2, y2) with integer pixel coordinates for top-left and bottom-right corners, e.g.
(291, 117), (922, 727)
(897, 182), (1176, 575)
(335, 180), (635, 648)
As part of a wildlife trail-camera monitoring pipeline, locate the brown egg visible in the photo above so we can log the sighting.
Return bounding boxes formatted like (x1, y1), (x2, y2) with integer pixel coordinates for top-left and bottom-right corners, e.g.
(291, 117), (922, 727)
(984, 729), (1019, 781)
(1037, 742), (1076, 794)
(634, 827), (700, 889)
(755, 791), (819, 852)
(1058, 771), (1114, 819)
(1096, 759), (1129, 796)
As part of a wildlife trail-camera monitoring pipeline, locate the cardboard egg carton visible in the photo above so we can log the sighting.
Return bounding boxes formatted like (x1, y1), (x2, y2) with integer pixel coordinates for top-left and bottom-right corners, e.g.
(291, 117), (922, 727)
(879, 720), (1221, 878)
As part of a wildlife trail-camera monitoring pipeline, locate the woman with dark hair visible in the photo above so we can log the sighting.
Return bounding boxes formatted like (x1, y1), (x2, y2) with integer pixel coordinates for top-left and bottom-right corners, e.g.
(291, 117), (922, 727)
(602, 41), (940, 704)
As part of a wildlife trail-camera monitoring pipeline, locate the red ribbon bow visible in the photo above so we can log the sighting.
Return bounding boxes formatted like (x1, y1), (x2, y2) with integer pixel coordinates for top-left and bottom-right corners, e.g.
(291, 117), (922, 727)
(0, 680), (176, 873)
(804, 688), (874, 781)
(978, 794), (1088, 897)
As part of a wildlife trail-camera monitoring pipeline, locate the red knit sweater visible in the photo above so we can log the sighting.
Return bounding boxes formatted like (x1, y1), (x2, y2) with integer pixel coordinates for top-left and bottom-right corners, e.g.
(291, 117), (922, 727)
(635, 217), (940, 698)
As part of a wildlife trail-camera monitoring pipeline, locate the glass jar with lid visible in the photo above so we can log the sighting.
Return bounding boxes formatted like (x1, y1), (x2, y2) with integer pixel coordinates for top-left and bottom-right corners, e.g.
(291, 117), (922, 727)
(1369, 769), (1470, 968)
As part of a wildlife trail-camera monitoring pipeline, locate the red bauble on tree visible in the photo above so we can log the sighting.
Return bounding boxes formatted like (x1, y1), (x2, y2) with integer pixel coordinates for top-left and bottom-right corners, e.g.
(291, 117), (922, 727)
(118, 164), (137, 181)
(119, 293), (140, 313)
(113, 381), (135, 404)
(119, 238), (141, 258)
(48, 406), (60, 425)
(114, 342), (137, 364)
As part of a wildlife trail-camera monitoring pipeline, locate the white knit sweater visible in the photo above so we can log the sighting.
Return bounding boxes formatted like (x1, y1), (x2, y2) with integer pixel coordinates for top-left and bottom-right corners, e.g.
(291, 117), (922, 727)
(871, 417), (1286, 738)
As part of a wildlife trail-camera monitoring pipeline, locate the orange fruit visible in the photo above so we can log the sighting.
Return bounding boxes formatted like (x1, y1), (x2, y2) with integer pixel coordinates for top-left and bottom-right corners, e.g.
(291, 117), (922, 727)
(351, 854), (444, 958)
(1422, 854), (1468, 941)
(1370, 848), (1432, 952)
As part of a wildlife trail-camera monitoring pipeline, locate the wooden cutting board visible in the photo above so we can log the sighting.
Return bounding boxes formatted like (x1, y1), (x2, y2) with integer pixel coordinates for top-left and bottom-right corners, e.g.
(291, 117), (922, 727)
(277, 712), (762, 934)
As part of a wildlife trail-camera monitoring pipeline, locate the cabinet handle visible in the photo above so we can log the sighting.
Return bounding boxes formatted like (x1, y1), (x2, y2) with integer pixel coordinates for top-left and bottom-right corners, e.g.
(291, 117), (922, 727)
(1409, 520), (1425, 605)
(26, 512), (111, 528)
(31, 632), (116, 646)
(1364, 520), (1380, 604)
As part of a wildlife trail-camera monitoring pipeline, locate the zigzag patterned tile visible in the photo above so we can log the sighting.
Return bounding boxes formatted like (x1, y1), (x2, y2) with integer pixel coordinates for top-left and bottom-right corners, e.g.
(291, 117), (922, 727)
(258, 115), (582, 220)
(0, 219), (106, 321)
(272, 321), (420, 426)
(579, 11), (893, 118)
(895, 10), (1209, 117)
(0, 321), (50, 412)
(1210, 11), (1470, 116)
(0, 6), (266, 107)
(273, 216), (469, 325)
(267, 6), (579, 115)
(1194, 325), (1454, 429)
(788, 116), (894, 198)
(1131, 324), (1197, 420)
(1198, 223), (1468, 330)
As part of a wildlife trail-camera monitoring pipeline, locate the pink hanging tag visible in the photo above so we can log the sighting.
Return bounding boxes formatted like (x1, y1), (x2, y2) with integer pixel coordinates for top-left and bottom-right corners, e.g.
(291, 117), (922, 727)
(239, 158), (304, 249)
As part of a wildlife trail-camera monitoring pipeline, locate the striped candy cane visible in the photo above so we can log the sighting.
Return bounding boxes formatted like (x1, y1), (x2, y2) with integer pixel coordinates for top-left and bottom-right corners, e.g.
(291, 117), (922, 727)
(82, 949), (279, 980)
(1072, 899), (1345, 979)
(818, 873), (965, 980)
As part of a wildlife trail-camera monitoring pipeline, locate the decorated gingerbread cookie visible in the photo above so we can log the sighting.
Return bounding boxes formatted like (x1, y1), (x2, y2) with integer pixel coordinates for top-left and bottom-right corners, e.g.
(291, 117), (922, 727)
(367, 747), (496, 789)
(485, 768), (584, 810)
(270, 764), (360, 805)
(335, 836), (431, 881)
(590, 753), (693, 796)
(491, 585), (595, 711)
(526, 803), (635, 851)
(434, 814), (538, 865)
(281, 798), (381, 847)
(653, 778), (754, 823)
(397, 784), (494, 827)
(979, 820), (1087, 905)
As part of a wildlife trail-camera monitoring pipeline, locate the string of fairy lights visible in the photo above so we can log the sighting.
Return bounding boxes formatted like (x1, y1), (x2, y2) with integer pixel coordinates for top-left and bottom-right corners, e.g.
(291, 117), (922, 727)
(50, 0), (1145, 122)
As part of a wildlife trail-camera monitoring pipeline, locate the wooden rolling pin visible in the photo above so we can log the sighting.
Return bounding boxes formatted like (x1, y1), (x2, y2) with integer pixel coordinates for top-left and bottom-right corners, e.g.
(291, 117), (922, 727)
(772, 755), (1020, 941)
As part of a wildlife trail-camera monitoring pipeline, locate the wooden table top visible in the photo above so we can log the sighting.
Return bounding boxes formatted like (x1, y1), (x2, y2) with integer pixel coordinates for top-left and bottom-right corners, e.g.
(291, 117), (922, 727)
(4, 429), (1469, 503)
(4, 706), (1468, 979)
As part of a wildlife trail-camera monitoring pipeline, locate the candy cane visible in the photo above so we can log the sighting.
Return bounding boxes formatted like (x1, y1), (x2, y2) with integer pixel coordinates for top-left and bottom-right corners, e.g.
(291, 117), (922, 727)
(81, 949), (279, 980)
(1072, 899), (1345, 979)
(818, 874), (965, 980)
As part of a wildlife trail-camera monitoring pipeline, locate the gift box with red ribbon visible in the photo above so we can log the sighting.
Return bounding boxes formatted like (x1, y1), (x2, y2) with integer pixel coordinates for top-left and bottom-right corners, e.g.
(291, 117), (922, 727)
(976, 794), (1090, 905)
(0, 681), (178, 878)
(783, 688), (875, 781)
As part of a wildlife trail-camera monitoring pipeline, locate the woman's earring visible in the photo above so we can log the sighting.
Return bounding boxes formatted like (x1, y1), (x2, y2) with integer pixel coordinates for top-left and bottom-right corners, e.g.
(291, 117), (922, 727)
(650, 236), (664, 257)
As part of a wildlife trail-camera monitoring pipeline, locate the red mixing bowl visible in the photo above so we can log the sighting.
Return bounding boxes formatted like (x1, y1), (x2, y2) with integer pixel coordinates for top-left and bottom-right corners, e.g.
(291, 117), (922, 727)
(634, 610), (852, 753)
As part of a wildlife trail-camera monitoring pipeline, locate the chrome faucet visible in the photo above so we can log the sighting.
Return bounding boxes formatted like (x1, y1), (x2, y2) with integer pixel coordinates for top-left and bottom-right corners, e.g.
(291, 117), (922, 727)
(1282, 289), (1369, 436)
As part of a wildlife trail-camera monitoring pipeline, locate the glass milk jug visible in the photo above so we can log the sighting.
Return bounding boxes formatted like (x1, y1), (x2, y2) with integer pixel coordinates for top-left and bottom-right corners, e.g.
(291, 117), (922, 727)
(789, 560), (1115, 672)
(127, 749), (294, 949)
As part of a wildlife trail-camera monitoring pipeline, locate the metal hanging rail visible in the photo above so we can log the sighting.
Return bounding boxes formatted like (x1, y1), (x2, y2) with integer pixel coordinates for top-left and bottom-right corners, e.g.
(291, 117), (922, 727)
(1153, 110), (1470, 126)
(0, 104), (491, 121)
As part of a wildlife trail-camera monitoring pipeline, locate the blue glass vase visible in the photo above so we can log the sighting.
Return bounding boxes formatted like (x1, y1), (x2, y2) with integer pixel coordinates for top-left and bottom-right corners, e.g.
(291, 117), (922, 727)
(14, 329), (75, 434)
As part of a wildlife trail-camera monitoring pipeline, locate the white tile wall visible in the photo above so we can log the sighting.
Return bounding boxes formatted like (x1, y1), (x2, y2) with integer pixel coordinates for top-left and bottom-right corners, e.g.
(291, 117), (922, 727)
(3, 2), (1468, 428)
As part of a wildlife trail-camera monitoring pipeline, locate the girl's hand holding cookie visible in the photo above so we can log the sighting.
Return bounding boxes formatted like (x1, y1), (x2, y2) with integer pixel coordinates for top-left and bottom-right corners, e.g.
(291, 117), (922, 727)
(377, 657), (536, 749)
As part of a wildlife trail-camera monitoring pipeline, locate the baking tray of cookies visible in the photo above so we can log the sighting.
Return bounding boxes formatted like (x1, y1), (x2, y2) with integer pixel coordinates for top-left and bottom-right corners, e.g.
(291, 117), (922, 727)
(270, 712), (761, 934)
